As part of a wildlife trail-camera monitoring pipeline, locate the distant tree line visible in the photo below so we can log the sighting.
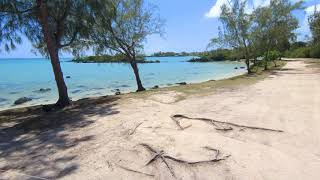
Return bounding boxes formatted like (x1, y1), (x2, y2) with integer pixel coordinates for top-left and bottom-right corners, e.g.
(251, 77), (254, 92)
(207, 0), (303, 73)
(284, 8), (320, 58)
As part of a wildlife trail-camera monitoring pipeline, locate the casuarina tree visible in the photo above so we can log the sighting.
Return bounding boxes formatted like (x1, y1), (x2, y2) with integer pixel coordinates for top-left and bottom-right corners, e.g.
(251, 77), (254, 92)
(0, 0), (91, 107)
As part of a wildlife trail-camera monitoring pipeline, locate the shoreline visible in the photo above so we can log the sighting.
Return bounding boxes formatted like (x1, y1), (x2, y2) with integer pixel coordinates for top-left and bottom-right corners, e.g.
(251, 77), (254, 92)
(0, 69), (247, 113)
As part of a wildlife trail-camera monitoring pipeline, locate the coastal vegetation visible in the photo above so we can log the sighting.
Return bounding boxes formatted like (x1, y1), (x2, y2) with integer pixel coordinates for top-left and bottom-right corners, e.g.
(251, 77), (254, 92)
(151, 51), (190, 57)
(0, 0), (319, 110)
(209, 0), (301, 73)
(284, 9), (320, 58)
(72, 54), (160, 63)
(188, 49), (238, 62)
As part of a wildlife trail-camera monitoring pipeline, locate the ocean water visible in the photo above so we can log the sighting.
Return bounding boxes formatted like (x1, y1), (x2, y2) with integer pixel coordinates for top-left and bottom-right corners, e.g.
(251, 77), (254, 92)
(0, 56), (246, 110)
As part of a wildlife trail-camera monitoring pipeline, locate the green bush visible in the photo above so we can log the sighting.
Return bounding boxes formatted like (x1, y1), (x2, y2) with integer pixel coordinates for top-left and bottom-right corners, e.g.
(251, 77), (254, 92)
(265, 50), (281, 60)
(309, 45), (320, 58)
(284, 47), (311, 58)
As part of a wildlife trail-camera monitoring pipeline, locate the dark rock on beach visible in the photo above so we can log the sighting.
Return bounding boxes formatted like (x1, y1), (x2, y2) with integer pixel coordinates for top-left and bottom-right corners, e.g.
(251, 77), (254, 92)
(115, 91), (121, 95)
(14, 97), (32, 105)
(176, 82), (187, 85)
(151, 85), (159, 89)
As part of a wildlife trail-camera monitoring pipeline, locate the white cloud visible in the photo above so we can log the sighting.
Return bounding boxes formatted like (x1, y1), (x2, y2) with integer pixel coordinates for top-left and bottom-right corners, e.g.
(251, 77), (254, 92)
(305, 4), (320, 14)
(204, 0), (308, 19)
(205, 0), (272, 18)
(205, 0), (229, 18)
(297, 3), (320, 38)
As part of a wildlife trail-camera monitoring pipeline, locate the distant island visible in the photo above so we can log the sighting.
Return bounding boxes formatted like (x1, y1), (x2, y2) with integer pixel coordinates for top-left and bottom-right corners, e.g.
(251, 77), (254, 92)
(72, 54), (160, 63)
(73, 49), (241, 63)
(150, 51), (190, 57)
(187, 49), (239, 62)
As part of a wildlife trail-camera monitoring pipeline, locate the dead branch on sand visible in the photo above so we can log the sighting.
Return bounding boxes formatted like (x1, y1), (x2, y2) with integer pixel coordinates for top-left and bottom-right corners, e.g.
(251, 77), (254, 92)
(116, 164), (155, 177)
(129, 122), (143, 135)
(171, 114), (284, 133)
(171, 117), (192, 130)
(140, 143), (230, 178)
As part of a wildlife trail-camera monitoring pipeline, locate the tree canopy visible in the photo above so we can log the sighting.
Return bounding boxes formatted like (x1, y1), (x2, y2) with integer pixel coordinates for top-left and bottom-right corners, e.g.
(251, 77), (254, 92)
(89, 0), (164, 91)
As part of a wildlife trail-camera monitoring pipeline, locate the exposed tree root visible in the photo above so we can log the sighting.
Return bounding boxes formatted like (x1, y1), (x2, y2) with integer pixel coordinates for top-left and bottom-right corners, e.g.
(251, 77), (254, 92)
(116, 164), (155, 177)
(129, 122), (143, 135)
(171, 118), (192, 130)
(172, 114), (284, 133)
(140, 143), (230, 179)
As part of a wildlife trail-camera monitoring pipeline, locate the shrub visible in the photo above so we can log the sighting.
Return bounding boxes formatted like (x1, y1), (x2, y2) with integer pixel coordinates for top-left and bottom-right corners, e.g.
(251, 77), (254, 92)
(265, 50), (281, 60)
(309, 45), (320, 58)
(284, 47), (311, 58)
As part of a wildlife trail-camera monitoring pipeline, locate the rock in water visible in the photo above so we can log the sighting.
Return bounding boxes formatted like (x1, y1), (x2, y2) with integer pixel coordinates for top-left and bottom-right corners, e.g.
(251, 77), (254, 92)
(14, 97), (32, 105)
(115, 91), (121, 95)
(37, 88), (51, 93)
(0, 98), (7, 103)
(66, 76), (71, 79)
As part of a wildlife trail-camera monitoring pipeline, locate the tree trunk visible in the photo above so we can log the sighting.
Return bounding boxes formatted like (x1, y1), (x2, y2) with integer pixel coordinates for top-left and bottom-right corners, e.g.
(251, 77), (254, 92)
(273, 60), (277, 67)
(38, 0), (70, 107)
(264, 51), (269, 70)
(245, 58), (252, 74)
(130, 61), (145, 92)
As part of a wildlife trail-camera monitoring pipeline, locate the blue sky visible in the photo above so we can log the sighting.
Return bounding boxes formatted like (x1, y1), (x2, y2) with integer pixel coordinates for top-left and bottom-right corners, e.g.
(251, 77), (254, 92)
(1, 0), (319, 58)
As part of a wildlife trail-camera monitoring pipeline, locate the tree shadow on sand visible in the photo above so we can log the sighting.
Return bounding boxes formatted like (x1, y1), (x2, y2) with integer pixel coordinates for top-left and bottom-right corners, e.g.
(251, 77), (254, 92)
(0, 96), (120, 179)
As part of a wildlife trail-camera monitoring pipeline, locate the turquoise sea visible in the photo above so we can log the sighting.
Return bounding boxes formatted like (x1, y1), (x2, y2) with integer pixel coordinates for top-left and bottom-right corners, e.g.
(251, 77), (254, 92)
(0, 56), (246, 110)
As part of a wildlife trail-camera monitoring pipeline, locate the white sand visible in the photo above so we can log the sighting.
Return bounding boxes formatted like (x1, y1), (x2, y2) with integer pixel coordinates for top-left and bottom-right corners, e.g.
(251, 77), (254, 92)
(1, 60), (320, 180)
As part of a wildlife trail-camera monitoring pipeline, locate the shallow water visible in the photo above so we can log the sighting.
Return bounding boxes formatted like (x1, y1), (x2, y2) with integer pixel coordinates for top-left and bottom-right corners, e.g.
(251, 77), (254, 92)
(0, 56), (246, 110)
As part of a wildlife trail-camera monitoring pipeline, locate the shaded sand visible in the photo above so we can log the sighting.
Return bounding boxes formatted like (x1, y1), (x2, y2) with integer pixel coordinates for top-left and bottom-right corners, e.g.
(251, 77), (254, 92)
(1, 60), (320, 179)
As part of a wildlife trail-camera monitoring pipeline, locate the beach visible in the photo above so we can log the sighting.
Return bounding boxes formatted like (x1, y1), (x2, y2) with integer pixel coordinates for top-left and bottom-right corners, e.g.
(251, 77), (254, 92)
(1, 59), (319, 179)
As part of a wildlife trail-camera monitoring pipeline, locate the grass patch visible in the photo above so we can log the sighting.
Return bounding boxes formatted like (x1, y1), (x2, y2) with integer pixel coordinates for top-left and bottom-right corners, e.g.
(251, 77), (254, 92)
(125, 60), (287, 101)
(250, 60), (286, 74)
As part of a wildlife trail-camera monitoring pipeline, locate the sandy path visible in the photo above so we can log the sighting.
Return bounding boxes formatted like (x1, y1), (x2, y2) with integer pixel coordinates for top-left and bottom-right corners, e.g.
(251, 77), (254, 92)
(1, 60), (320, 180)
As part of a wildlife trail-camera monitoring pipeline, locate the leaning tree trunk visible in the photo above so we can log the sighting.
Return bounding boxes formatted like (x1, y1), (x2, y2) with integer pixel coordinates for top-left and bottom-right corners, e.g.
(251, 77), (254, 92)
(38, 0), (70, 107)
(130, 60), (145, 92)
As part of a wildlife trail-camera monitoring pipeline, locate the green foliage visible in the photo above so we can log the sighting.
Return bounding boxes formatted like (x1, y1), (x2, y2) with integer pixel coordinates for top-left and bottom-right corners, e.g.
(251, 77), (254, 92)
(152, 52), (183, 57)
(284, 43), (320, 58)
(89, 0), (164, 60)
(309, 45), (320, 58)
(251, 0), (300, 58)
(309, 8), (320, 45)
(0, 0), (92, 56)
(72, 54), (160, 63)
(265, 50), (281, 61)
(284, 47), (311, 58)
(250, 60), (286, 73)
